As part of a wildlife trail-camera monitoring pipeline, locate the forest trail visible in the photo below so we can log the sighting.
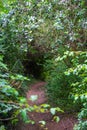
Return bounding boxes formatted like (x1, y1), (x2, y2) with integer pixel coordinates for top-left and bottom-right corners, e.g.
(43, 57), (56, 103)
(15, 82), (77, 130)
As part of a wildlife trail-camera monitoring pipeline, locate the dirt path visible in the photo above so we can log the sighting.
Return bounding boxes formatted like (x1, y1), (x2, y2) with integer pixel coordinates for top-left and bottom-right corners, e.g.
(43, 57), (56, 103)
(15, 82), (77, 130)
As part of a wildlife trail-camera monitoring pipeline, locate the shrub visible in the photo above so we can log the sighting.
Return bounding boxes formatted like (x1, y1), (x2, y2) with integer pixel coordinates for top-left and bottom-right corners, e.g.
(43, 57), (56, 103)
(74, 103), (87, 130)
(0, 53), (30, 129)
(45, 51), (87, 112)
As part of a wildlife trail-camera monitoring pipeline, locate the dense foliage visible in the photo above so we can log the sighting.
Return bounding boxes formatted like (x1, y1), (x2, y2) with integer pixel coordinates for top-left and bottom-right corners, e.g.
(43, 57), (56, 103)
(45, 51), (87, 109)
(0, 0), (87, 130)
(0, 44), (33, 128)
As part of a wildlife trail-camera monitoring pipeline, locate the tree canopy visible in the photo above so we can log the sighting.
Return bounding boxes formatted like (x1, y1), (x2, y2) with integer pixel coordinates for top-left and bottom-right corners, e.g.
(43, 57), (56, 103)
(0, 0), (87, 130)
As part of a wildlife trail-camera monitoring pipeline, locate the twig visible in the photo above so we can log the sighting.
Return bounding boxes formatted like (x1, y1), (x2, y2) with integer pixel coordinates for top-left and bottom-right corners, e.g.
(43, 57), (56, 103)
(0, 116), (16, 121)
(0, 100), (19, 106)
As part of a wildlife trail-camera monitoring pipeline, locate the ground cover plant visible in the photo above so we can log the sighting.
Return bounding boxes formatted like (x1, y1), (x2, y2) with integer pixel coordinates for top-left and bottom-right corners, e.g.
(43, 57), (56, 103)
(0, 0), (87, 130)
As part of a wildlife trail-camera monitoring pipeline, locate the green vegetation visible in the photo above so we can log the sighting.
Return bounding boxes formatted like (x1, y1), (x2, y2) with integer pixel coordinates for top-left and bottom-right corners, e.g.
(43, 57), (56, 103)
(0, 0), (87, 130)
(45, 51), (87, 110)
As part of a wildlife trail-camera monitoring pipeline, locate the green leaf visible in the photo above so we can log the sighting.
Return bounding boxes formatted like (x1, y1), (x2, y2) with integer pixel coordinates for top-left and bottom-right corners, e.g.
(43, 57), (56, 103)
(53, 116), (60, 123)
(50, 108), (56, 115)
(50, 107), (63, 115)
(40, 104), (50, 108)
(56, 107), (64, 112)
(39, 120), (46, 126)
(12, 119), (18, 125)
(30, 95), (38, 101)
(0, 61), (8, 70)
(20, 109), (28, 122)
(19, 97), (27, 103)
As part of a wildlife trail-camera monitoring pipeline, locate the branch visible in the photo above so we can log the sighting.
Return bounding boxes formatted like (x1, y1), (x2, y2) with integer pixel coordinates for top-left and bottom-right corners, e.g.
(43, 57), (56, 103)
(0, 116), (16, 121)
(0, 100), (19, 106)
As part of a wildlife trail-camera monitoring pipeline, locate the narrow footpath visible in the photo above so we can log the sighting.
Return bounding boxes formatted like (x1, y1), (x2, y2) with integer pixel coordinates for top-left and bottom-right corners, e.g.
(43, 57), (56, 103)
(15, 82), (77, 130)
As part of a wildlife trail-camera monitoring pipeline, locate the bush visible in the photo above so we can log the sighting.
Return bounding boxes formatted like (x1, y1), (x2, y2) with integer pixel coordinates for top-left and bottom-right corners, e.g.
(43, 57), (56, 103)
(45, 51), (87, 112)
(0, 53), (31, 129)
(74, 102), (87, 130)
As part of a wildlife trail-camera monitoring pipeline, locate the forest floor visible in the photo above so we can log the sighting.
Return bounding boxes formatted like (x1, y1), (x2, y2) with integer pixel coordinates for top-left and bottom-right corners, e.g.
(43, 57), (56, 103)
(14, 82), (78, 130)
